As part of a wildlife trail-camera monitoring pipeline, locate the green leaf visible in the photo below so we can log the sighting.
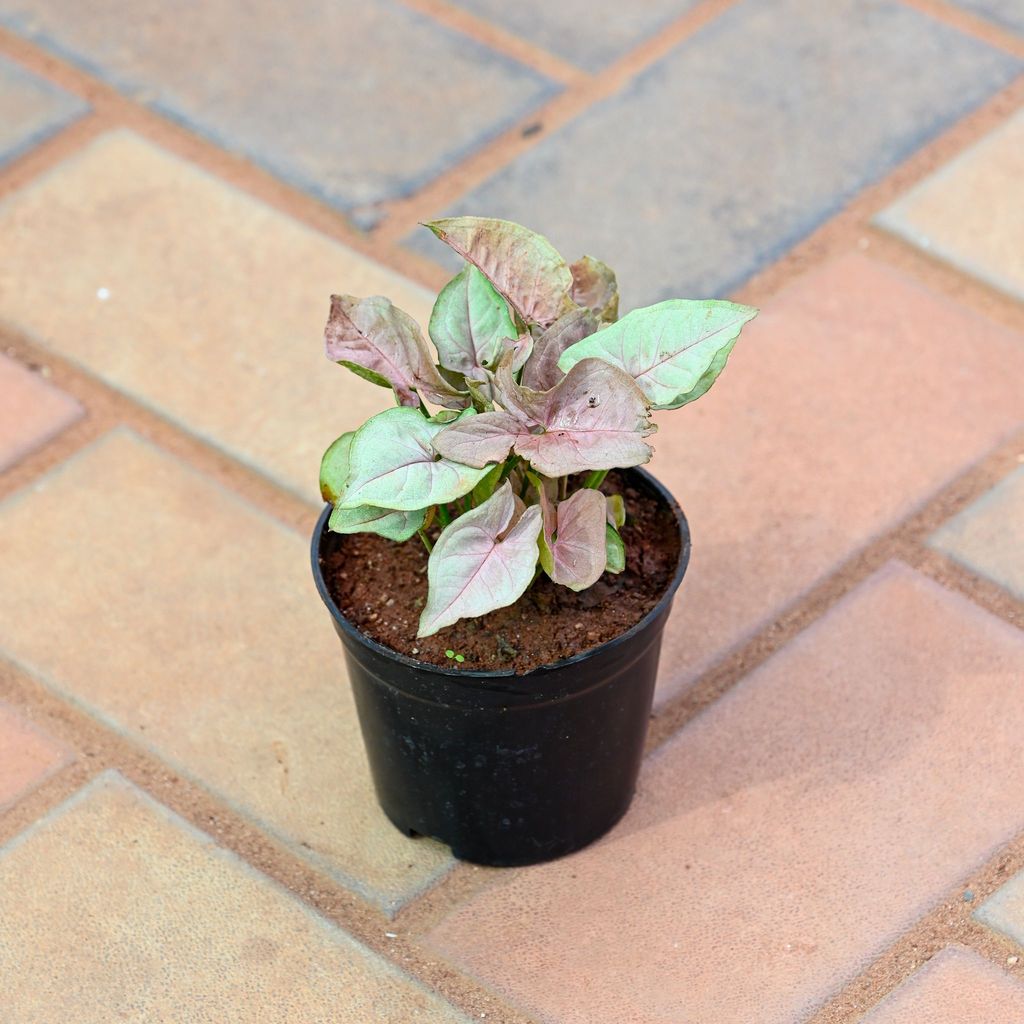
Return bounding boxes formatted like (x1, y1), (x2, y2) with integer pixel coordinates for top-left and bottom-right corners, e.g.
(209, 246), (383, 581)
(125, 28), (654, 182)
(340, 406), (491, 511)
(470, 461), (505, 506)
(423, 217), (573, 327)
(605, 524), (625, 574)
(570, 256), (619, 323)
(417, 482), (542, 637)
(337, 361), (393, 391)
(328, 503), (426, 541)
(558, 299), (757, 410)
(605, 493), (626, 528)
(429, 266), (517, 377)
(319, 431), (354, 503)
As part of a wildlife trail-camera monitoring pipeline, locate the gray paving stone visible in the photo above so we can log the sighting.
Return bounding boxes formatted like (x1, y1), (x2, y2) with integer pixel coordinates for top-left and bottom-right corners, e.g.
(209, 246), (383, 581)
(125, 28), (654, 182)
(449, 0), (702, 70)
(0, 54), (85, 167)
(950, 0), (1024, 33)
(929, 466), (1024, 601)
(0, 0), (556, 219)
(407, 0), (1021, 305)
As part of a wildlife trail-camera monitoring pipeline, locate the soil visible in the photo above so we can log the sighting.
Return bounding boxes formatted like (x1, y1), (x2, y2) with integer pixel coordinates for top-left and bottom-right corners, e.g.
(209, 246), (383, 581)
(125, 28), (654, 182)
(320, 472), (683, 675)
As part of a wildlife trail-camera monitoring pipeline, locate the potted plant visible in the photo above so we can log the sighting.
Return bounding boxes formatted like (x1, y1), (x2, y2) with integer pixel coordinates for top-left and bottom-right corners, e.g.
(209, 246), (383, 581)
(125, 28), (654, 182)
(311, 217), (756, 866)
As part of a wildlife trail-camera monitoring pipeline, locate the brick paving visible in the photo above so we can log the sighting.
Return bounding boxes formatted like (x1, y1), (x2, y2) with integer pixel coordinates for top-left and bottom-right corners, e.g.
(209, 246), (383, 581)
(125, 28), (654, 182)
(0, 2), (1022, 1022)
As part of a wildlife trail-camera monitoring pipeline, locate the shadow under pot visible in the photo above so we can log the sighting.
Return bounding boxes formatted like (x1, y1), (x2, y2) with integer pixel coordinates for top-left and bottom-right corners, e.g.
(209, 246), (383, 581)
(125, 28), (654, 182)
(311, 467), (691, 867)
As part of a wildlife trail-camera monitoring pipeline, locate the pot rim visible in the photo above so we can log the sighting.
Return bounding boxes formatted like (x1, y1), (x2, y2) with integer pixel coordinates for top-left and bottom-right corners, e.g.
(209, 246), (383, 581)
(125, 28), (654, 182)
(311, 466), (691, 685)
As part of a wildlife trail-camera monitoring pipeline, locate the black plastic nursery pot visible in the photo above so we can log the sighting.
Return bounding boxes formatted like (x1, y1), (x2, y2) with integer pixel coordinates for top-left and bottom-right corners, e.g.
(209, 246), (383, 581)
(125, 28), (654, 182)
(311, 468), (691, 867)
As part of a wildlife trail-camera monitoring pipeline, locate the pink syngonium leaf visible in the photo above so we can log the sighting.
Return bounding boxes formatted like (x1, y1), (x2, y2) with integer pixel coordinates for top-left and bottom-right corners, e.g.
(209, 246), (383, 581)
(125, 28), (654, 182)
(538, 487), (608, 591)
(434, 356), (655, 477)
(423, 217), (574, 328)
(417, 482), (543, 637)
(520, 307), (599, 392)
(570, 256), (619, 324)
(325, 294), (466, 409)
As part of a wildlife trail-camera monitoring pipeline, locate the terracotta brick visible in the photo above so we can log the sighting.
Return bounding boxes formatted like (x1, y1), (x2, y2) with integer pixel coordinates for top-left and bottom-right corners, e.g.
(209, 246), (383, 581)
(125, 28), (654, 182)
(0, 354), (83, 472)
(877, 110), (1024, 304)
(0, 431), (451, 911)
(0, 772), (470, 1022)
(426, 564), (1024, 1024)
(930, 466), (1024, 600)
(0, 0), (554, 216)
(0, 54), (85, 168)
(976, 869), (1024, 948)
(861, 947), (1024, 1023)
(407, 0), (1019, 302)
(0, 703), (70, 811)
(650, 254), (1024, 703)
(0, 130), (432, 500)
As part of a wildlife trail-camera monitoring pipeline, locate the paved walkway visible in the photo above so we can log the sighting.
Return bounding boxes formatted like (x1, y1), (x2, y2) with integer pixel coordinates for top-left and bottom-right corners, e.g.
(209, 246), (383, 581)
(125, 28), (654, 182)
(0, 1), (1023, 1021)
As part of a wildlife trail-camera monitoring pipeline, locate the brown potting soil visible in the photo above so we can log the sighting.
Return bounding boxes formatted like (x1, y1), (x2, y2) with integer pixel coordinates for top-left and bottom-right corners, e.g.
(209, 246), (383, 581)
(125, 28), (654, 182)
(320, 473), (683, 675)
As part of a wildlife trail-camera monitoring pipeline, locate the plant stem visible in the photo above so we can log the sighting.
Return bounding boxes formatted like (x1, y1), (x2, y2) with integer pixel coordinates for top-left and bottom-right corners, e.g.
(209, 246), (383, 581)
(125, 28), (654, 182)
(417, 529), (433, 553)
(437, 504), (452, 527)
(558, 475), (568, 501)
(583, 469), (609, 490)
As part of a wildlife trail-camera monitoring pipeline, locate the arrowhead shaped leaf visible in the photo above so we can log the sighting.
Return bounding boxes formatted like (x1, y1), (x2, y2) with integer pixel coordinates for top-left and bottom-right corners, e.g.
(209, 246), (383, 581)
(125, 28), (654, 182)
(434, 358), (655, 477)
(320, 431), (355, 503)
(539, 488), (607, 591)
(329, 503), (426, 542)
(417, 482), (542, 637)
(423, 217), (573, 327)
(520, 307), (599, 392)
(340, 406), (491, 511)
(320, 430), (427, 540)
(429, 266), (517, 377)
(570, 256), (619, 323)
(558, 299), (757, 410)
(325, 294), (465, 409)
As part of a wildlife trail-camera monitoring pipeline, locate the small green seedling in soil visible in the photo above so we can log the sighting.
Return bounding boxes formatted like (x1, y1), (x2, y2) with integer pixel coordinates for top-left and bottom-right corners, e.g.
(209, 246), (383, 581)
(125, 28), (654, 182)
(319, 217), (757, 638)
(445, 649), (466, 664)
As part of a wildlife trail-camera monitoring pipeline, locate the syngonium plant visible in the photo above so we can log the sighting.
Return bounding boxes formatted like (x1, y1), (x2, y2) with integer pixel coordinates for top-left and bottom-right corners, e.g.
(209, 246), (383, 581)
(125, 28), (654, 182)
(320, 217), (757, 639)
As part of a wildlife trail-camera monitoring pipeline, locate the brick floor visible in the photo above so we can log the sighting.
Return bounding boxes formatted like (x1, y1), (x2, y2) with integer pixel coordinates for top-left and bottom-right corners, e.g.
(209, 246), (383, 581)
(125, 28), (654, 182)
(447, 0), (702, 70)
(0, 0), (555, 219)
(0, 53), (85, 167)
(0, 131), (431, 500)
(0, 703), (69, 811)
(426, 565), (1024, 1024)
(1, 2), (1024, 1020)
(877, 109), (1024, 304)
(949, 0), (1024, 33)
(406, 0), (1020, 302)
(0, 431), (452, 911)
(976, 869), (1024, 948)
(860, 947), (1024, 1023)
(0, 772), (469, 1022)
(929, 466), (1024, 600)
(0, 353), (82, 471)
(651, 253), (1024, 703)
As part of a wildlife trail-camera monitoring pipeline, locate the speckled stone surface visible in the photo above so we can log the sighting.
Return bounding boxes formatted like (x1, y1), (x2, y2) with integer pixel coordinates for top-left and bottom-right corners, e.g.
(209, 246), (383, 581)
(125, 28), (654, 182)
(0, 772), (471, 1022)
(426, 565), (1024, 1024)
(929, 466), (1024, 601)
(0, 131), (430, 500)
(877, 110), (1024, 305)
(976, 868), (1024, 948)
(0, 703), (70, 811)
(0, 354), (83, 472)
(407, 0), (1020, 303)
(0, 53), (85, 167)
(448, 0), (702, 69)
(0, 0), (555, 215)
(860, 947), (1024, 1022)
(649, 254), (1024, 703)
(0, 431), (452, 911)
